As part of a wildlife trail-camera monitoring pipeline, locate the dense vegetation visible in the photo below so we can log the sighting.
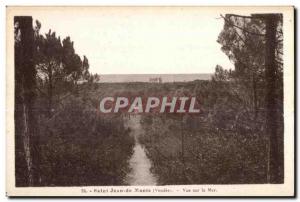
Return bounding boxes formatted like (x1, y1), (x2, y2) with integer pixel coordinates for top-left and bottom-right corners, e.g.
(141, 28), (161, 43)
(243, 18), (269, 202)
(138, 80), (283, 184)
(14, 13), (283, 186)
(137, 14), (284, 184)
(15, 19), (134, 186)
(36, 91), (134, 186)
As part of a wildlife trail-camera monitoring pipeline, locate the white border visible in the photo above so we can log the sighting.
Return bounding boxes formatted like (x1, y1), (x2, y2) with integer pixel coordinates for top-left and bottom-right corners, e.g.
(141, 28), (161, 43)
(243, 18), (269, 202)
(1, 2), (297, 200)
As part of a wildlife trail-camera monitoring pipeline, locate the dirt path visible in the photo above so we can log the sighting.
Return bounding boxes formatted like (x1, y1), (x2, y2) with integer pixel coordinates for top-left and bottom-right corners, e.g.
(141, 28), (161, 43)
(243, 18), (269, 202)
(125, 115), (157, 185)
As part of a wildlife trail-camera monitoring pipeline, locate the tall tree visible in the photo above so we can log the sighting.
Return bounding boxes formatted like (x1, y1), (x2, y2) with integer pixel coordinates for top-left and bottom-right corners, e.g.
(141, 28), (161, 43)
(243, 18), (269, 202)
(218, 15), (266, 118)
(35, 29), (63, 117)
(82, 55), (90, 80)
(259, 14), (282, 184)
(217, 13), (283, 183)
(15, 16), (40, 186)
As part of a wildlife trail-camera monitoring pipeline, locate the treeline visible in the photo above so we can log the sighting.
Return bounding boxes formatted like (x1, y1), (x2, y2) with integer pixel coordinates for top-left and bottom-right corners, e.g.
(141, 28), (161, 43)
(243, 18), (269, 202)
(15, 18), (134, 186)
(139, 14), (283, 184)
(32, 20), (98, 117)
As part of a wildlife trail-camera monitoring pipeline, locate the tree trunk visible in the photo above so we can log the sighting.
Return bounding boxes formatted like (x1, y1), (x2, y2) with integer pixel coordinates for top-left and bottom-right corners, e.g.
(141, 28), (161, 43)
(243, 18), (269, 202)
(47, 67), (53, 117)
(14, 16), (40, 186)
(264, 14), (280, 183)
(252, 75), (258, 119)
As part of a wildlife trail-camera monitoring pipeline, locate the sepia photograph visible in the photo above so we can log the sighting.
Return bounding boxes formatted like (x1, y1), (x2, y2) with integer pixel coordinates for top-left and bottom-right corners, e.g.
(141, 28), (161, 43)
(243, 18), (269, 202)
(6, 6), (294, 197)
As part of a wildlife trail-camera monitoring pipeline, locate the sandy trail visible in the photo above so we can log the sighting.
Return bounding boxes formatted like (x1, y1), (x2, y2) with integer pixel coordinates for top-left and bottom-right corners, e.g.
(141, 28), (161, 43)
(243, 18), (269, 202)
(125, 115), (157, 186)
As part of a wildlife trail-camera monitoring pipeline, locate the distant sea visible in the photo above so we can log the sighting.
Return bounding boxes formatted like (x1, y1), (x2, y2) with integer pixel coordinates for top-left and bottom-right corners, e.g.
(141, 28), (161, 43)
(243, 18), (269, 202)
(98, 74), (212, 83)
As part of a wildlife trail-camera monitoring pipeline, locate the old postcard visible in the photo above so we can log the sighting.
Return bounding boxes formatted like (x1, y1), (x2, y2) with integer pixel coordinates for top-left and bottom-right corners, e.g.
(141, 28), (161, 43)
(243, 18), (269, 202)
(6, 6), (294, 197)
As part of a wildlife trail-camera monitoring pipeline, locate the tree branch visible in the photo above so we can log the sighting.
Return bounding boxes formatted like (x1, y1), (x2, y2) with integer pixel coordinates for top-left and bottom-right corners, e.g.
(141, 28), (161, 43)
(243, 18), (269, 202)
(220, 14), (265, 37)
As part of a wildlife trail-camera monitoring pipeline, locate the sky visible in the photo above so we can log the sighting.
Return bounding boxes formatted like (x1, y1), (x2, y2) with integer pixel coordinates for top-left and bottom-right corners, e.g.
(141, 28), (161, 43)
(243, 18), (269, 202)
(32, 7), (234, 74)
